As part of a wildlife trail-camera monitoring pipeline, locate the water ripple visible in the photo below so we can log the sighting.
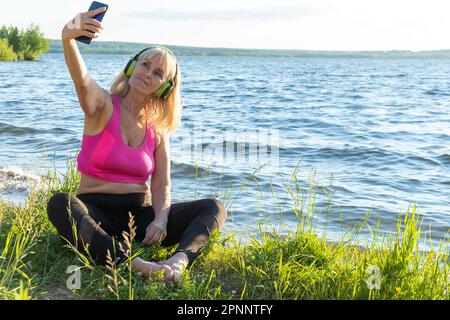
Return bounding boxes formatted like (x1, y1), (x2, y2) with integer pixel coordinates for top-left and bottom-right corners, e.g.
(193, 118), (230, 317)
(1, 54), (449, 247)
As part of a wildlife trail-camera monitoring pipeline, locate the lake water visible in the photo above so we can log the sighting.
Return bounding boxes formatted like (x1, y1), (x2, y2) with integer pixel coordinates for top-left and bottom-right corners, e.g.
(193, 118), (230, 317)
(1, 53), (449, 249)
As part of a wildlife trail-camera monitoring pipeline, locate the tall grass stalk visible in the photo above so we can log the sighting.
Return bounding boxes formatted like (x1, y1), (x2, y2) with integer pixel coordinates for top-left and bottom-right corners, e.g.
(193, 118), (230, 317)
(0, 154), (448, 300)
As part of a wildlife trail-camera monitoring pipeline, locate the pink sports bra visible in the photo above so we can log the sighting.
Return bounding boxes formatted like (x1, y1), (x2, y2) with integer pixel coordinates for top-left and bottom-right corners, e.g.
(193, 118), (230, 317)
(76, 94), (156, 184)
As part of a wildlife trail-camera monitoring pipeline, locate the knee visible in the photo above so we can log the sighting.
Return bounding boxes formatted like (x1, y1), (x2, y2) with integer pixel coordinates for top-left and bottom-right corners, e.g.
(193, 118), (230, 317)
(205, 198), (227, 228)
(46, 192), (71, 223)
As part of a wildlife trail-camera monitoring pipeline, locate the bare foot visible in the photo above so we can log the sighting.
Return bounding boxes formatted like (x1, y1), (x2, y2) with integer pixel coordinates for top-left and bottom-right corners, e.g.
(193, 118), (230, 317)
(157, 252), (189, 283)
(131, 257), (174, 281)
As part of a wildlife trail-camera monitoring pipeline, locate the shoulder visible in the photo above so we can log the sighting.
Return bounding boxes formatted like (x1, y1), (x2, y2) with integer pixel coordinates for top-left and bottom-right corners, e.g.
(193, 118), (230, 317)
(105, 91), (117, 108)
(154, 129), (170, 150)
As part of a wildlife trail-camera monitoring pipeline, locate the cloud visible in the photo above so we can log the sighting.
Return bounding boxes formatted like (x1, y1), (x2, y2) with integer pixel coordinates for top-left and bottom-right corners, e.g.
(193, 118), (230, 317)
(124, 6), (324, 21)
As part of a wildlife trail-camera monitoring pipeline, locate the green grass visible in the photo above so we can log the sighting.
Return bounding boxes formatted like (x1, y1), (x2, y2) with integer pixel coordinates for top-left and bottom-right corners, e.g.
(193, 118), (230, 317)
(0, 156), (448, 300)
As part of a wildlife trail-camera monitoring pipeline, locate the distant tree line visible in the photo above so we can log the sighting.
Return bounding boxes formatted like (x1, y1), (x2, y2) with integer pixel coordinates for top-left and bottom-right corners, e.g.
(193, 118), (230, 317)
(0, 24), (49, 61)
(46, 39), (450, 59)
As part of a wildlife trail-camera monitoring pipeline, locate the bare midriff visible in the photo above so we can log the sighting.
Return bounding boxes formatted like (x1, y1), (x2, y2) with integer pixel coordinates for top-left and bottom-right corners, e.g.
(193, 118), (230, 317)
(76, 172), (150, 196)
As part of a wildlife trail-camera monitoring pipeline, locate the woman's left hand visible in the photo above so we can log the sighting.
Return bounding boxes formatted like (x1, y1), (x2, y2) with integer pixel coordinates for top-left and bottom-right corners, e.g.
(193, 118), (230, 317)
(143, 215), (168, 245)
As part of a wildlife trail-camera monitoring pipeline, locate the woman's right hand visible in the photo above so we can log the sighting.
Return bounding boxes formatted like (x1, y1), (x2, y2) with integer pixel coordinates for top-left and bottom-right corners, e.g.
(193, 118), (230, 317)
(61, 6), (106, 41)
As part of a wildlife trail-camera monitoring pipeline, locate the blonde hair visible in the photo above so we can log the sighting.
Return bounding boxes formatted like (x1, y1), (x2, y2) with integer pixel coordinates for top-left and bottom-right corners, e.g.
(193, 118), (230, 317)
(109, 47), (183, 144)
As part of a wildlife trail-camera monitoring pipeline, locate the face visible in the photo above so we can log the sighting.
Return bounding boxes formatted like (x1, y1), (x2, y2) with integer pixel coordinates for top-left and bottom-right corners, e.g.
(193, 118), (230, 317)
(128, 54), (168, 96)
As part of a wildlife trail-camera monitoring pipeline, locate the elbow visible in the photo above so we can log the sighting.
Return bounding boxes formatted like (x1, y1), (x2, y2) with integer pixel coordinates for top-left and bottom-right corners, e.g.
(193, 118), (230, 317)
(74, 77), (91, 91)
(151, 182), (171, 194)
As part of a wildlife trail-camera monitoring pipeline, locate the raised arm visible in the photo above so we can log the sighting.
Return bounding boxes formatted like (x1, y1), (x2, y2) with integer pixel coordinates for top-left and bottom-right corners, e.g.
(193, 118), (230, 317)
(61, 6), (108, 118)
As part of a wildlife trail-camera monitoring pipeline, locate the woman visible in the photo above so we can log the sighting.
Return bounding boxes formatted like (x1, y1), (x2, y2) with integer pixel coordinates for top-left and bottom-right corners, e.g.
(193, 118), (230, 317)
(47, 6), (227, 283)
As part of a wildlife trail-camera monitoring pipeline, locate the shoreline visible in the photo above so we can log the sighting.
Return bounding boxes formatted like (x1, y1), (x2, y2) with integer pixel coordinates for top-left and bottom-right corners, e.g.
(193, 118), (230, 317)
(43, 39), (450, 59)
(0, 177), (448, 300)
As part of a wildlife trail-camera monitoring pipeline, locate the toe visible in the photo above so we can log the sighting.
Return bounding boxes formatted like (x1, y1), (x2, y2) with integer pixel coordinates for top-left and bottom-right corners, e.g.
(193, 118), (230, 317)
(162, 264), (174, 281)
(173, 271), (183, 283)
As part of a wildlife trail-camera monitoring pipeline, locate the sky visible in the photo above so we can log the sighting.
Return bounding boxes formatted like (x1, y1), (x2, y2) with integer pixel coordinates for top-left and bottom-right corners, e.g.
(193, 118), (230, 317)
(1, 0), (450, 51)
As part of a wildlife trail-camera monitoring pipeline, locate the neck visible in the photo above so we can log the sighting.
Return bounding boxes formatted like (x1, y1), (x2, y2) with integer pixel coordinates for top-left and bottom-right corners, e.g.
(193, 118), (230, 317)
(122, 87), (150, 119)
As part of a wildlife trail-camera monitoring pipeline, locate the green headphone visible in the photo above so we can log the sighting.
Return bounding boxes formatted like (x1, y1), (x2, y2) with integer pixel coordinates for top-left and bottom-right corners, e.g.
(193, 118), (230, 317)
(123, 47), (178, 99)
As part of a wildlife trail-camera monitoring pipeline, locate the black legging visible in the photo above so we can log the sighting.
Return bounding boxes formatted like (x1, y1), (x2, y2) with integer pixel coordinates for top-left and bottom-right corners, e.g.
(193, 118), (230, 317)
(46, 192), (227, 266)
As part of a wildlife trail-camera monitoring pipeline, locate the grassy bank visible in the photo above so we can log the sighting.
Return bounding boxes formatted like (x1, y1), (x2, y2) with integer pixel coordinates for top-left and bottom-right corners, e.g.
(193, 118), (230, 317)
(0, 157), (448, 300)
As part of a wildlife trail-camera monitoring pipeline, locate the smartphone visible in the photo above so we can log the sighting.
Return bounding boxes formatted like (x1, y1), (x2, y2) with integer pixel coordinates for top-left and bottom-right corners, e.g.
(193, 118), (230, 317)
(76, 1), (108, 45)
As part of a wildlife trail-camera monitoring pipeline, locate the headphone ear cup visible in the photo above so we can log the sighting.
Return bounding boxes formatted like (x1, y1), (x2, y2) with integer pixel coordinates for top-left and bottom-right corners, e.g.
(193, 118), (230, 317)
(124, 59), (137, 77)
(155, 80), (174, 99)
(161, 86), (174, 99)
